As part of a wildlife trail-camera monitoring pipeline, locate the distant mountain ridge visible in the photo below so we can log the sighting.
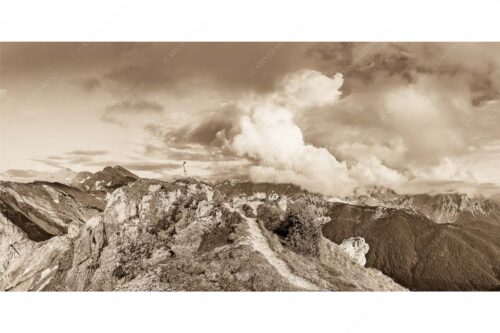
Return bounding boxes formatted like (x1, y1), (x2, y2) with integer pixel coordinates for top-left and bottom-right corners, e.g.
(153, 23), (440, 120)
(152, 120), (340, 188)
(348, 185), (500, 225)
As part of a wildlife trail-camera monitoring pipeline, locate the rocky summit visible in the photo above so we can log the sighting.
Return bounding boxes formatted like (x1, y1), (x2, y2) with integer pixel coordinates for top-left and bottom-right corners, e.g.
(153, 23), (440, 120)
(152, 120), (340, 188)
(0, 166), (499, 291)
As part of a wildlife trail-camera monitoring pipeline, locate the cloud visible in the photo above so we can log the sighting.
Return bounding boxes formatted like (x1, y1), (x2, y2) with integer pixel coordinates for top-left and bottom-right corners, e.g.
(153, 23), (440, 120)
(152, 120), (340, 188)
(65, 149), (108, 156)
(33, 156), (92, 168)
(309, 42), (500, 106)
(143, 103), (243, 163)
(105, 100), (164, 113)
(232, 69), (366, 196)
(161, 117), (234, 147)
(233, 105), (356, 196)
(31, 158), (63, 169)
(2, 168), (75, 184)
(230, 69), (423, 196)
(273, 70), (344, 109)
(46, 155), (65, 160)
(410, 158), (476, 182)
(3, 169), (41, 179)
(80, 78), (101, 93)
(67, 156), (93, 164)
(299, 69), (492, 177)
(335, 140), (407, 169)
(102, 99), (164, 125)
(143, 142), (240, 163)
(120, 161), (179, 172)
(31, 151), (105, 172)
(101, 43), (311, 94)
(204, 161), (253, 181)
(348, 156), (407, 186)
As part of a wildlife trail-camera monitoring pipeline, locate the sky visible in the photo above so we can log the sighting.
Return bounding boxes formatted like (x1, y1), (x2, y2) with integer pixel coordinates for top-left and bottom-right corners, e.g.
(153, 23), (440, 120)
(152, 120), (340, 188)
(1, 42), (500, 197)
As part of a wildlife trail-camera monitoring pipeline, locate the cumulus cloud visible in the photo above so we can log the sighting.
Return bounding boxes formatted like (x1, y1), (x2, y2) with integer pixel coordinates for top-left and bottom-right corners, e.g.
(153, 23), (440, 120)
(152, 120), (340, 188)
(231, 69), (408, 196)
(233, 105), (355, 196)
(348, 156), (407, 186)
(274, 70), (344, 109)
(299, 69), (485, 185)
(335, 140), (407, 169)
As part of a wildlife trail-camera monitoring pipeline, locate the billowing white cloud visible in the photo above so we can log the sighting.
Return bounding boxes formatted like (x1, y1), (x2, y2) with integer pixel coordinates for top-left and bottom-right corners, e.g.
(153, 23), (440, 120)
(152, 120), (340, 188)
(348, 156), (407, 186)
(233, 105), (356, 196)
(297, 70), (486, 192)
(231, 69), (408, 196)
(336, 140), (407, 170)
(274, 70), (344, 109)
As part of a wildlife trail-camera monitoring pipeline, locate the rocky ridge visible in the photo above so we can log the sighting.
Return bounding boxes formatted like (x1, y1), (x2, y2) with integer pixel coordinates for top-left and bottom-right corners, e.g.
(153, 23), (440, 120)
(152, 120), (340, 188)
(0, 172), (404, 291)
(1, 168), (498, 291)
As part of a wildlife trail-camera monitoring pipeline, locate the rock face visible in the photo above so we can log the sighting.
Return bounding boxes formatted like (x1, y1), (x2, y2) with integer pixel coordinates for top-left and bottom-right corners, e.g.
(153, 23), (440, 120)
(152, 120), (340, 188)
(0, 175), (404, 291)
(340, 237), (369, 266)
(0, 181), (102, 241)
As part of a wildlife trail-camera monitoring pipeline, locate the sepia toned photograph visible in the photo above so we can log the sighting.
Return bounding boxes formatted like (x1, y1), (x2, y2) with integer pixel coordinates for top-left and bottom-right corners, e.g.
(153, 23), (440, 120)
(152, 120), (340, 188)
(1, 42), (499, 292)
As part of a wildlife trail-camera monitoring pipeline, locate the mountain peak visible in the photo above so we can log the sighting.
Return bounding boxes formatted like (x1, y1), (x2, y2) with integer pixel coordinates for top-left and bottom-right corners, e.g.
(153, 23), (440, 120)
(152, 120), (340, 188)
(71, 166), (138, 192)
(102, 165), (138, 179)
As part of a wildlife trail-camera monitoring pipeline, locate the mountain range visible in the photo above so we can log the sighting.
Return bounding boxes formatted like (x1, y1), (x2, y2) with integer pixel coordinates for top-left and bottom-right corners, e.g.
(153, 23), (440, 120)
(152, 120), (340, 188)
(0, 166), (498, 291)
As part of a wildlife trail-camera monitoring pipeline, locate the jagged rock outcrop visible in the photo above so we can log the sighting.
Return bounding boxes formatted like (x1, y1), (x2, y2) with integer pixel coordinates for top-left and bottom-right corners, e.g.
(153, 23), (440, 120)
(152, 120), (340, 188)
(340, 237), (369, 266)
(0, 181), (102, 241)
(0, 180), (104, 290)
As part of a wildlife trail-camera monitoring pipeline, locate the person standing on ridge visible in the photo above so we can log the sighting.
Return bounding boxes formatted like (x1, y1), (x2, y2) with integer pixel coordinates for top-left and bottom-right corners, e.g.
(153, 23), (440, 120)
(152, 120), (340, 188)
(183, 161), (187, 177)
